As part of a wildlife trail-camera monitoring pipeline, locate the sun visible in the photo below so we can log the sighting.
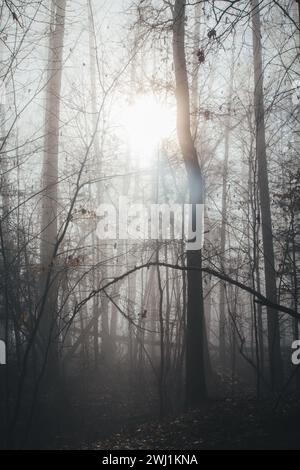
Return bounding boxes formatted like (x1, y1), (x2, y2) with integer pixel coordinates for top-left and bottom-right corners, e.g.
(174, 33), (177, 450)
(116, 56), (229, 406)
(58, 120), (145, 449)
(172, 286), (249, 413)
(123, 94), (175, 163)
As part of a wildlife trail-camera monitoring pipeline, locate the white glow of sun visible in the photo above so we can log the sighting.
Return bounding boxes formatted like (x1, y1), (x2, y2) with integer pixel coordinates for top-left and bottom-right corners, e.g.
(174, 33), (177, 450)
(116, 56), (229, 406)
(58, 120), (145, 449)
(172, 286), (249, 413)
(124, 94), (175, 161)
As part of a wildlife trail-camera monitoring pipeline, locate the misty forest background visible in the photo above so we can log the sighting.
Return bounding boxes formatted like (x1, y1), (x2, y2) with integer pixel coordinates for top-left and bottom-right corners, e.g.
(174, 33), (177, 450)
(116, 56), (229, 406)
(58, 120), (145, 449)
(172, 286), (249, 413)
(0, 0), (300, 450)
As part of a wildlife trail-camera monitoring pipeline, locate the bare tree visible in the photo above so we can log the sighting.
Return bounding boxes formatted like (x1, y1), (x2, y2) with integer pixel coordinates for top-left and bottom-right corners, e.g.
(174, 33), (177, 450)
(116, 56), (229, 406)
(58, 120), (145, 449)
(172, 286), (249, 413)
(172, 0), (207, 405)
(251, 0), (283, 390)
(40, 0), (67, 377)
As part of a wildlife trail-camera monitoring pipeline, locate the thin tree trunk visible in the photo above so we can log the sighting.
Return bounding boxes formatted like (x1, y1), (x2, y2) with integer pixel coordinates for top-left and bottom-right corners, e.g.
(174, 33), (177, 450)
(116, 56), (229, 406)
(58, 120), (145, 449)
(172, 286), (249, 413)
(87, 0), (102, 368)
(251, 0), (283, 390)
(219, 40), (235, 368)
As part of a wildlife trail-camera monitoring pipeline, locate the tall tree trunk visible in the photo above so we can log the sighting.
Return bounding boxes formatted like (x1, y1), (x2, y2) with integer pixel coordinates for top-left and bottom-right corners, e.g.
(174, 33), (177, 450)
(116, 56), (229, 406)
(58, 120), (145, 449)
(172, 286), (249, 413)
(219, 41), (235, 369)
(173, 0), (207, 406)
(248, 149), (264, 392)
(40, 0), (66, 377)
(88, 0), (101, 368)
(251, 0), (283, 390)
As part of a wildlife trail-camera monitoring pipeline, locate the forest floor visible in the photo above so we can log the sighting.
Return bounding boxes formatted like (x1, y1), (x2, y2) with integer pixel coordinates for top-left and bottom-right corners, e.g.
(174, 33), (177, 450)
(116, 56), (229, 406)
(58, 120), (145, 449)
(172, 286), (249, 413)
(85, 395), (300, 450)
(27, 367), (300, 450)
